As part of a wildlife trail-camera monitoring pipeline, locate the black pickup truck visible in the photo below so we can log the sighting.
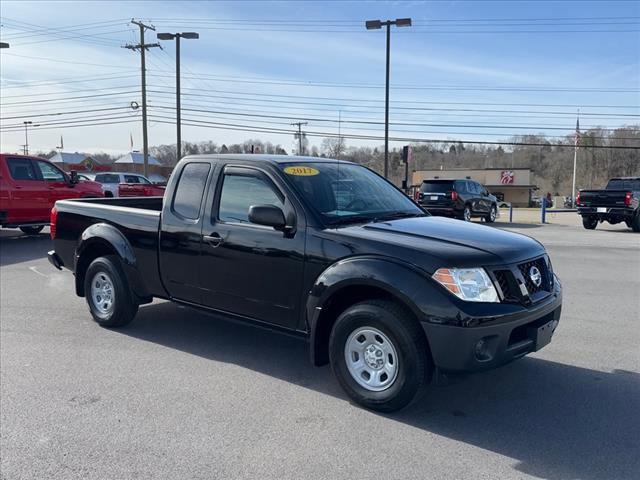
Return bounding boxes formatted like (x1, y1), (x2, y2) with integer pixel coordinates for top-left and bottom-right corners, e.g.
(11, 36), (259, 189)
(48, 155), (562, 412)
(576, 177), (640, 231)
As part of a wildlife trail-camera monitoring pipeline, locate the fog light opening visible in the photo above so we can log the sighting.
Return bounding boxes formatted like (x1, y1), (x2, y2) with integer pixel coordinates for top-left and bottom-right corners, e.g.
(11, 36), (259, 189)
(474, 338), (494, 362)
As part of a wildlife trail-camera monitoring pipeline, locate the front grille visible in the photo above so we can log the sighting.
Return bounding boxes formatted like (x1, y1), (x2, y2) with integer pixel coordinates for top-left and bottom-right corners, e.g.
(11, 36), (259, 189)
(518, 257), (552, 295)
(490, 256), (553, 303)
(493, 270), (519, 301)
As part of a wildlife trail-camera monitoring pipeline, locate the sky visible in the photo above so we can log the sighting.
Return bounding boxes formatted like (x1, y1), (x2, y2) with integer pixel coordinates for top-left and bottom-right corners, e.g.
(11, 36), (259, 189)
(1, 0), (639, 156)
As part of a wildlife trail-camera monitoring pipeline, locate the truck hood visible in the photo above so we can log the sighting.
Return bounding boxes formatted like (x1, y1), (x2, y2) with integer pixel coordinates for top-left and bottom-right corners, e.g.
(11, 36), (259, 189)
(336, 216), (545, 267)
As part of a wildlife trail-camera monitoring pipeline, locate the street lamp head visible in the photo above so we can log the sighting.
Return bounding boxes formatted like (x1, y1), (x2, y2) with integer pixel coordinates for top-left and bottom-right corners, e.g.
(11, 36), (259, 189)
(23, 121), (33, 125)
(157, 32), (176, 40)
(0, 42), (10, 49)
(365, 20), (382, 30)
(180, 32), (199, 39)
(395, 18), (412, 27)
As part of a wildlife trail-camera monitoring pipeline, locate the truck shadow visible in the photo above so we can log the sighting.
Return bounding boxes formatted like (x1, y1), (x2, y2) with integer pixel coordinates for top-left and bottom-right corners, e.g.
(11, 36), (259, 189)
(124, 301), (639, 480)
(0, 229), (52, 267)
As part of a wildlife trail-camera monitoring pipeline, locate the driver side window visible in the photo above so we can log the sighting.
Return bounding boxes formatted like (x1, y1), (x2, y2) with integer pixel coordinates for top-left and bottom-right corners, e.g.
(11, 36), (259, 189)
(218, 172), (284, 224)
(35, 161), (65, 182)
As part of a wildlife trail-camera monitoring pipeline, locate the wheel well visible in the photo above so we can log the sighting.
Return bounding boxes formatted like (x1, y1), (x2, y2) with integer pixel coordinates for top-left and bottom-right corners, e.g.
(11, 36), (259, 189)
(312, 284), (428, 366)
(75, 242), (117, 297)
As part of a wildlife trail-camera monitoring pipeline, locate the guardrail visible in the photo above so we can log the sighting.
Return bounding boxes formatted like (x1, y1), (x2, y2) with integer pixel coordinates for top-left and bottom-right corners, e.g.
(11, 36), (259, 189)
(541, 200), (577, 223)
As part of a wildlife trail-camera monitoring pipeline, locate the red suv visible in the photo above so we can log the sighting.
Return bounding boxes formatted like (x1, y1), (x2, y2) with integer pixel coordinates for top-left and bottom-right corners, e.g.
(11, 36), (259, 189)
(0, 154), (104, 234)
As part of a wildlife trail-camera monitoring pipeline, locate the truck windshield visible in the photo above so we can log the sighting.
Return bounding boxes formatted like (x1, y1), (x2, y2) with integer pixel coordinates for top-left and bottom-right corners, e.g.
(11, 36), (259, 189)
(279, 162), (424, 226)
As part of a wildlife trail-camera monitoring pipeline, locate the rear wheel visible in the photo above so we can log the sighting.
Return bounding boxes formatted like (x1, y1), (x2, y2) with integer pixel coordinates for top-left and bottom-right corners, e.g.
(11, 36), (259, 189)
(462, 205), (472, 222)
(485, 205), (497, 223)
(632, 214), (640, 232)
(582, 216), (598, 230)
(329, 300), (432, 412)
(84, 256), (138, 327)
(19, 225), (44, 235)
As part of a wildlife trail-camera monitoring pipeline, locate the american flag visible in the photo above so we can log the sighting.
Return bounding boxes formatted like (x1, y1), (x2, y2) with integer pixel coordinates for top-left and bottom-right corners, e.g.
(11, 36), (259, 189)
(574, 116), (581, 147)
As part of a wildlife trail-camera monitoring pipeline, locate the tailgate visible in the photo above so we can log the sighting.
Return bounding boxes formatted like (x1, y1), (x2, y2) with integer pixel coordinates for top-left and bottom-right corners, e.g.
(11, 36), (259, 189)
(420, 192), (454, 208)
(578, 190), (629, 207)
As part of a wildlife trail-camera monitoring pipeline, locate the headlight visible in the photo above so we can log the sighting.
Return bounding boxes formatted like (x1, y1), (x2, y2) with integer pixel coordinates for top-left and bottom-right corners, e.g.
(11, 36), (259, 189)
(432, 268), (499, 303)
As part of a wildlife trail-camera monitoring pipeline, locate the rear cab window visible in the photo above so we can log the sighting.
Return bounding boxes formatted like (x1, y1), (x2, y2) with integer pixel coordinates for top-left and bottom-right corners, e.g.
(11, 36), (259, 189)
(124, 175), (141, 184)
(420, 181), (454, 193)
(95, 174), (120, 184)
(172, 163), (211, 220)
(607, 179), (640, 190)
(6, 158), (38, 181)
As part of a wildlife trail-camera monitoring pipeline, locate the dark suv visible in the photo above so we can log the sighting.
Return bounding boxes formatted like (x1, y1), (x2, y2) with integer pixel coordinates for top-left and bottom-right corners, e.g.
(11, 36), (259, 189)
(418, 179), (498, 222)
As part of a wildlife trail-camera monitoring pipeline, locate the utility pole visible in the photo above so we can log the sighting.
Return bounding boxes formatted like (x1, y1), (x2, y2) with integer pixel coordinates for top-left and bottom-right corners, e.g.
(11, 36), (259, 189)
(22, 121), (38, 155)
(291, 122), (308, 155)
(124, 20), (160, 177)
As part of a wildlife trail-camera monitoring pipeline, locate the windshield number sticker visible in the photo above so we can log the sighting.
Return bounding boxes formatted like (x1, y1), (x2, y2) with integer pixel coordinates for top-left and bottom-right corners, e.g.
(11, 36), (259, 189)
(284, 166), (319, 176)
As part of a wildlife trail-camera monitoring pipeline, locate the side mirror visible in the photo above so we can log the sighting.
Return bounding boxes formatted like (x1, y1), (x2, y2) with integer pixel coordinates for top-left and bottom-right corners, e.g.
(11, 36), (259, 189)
(69, 170), (79, 185)
(248, 204), (286, 231)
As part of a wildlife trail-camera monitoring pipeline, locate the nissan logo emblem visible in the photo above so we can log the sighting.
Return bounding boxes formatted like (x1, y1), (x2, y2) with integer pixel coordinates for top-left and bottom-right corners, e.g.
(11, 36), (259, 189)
(529, 266), (542, 287)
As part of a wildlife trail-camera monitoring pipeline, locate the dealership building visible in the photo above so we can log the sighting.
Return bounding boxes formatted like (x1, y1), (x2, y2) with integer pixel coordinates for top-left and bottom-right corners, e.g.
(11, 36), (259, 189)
(412, 168), (537, 207)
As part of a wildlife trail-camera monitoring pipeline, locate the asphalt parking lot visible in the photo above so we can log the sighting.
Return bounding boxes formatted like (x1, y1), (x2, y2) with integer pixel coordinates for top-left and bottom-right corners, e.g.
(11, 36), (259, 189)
(1, 220), (639, 480)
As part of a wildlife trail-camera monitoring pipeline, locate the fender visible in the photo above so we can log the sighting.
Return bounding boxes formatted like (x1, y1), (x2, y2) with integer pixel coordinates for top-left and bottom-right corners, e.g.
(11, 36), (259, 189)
(75, 223), (150, 300)
(306, 256), (458, 366)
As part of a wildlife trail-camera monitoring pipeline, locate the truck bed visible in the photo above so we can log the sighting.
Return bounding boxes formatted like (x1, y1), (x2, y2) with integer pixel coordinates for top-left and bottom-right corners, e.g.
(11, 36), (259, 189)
(53, 196), (165, 298)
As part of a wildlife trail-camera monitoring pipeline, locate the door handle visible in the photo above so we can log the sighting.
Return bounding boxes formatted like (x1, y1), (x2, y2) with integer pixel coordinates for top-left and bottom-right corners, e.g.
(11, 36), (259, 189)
(203, 232), (224, 247)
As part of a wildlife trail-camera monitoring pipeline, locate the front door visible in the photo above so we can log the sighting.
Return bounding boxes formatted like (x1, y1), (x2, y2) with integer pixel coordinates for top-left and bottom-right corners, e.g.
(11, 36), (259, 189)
(4, 157), (49, 223)
(33, 160), (77, 208)
(199, 165), (305, 329)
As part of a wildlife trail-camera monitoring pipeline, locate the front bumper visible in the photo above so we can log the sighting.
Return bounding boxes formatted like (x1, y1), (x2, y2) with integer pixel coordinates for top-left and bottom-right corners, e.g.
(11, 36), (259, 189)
(421, 284), (562, 373)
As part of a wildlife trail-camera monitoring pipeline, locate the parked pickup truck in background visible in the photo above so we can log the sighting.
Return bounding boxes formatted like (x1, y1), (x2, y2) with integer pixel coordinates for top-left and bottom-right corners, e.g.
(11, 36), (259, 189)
(118, 181), (165, 197)
(48, 155), (562, 412)
(93, 172), (160, 197)
(0, 153), (103, 234)
(576, 177), (640, 231)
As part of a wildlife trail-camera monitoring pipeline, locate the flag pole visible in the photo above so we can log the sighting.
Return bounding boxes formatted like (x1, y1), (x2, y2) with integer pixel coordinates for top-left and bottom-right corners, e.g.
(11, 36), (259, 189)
(571, 110), (580, 208)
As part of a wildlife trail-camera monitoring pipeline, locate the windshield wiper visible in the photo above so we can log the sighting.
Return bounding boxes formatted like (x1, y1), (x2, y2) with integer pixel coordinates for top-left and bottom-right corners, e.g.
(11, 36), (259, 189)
(373, 212), (427, 222)
(327, 215), (377, 226)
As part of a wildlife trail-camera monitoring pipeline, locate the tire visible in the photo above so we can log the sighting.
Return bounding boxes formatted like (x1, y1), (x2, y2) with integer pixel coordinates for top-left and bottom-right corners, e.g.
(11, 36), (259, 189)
(582, 216), (598, 230)
(462, 205), (472, 222)
(329, 300), (432, 412)
(19, 225), (44, 235)
(632, 214), (640, 233)
(485, 205), (497, 223)
(104, 191), (114, 198)
(84, 256), (138, 327)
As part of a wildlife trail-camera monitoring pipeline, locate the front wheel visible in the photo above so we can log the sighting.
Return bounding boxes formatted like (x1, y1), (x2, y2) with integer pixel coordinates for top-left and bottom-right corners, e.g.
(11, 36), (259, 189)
(329, 300), (432, 412)
(84, 256), (138, 327)
(582, 216), (598, 230)
(631, 214), (640, 232)
(20, 225), (44, 235)
(485, 205), (497, 223)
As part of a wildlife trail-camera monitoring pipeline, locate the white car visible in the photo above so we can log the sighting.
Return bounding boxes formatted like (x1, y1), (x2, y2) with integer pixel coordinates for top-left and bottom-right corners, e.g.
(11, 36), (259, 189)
(93, 172), (155, 197)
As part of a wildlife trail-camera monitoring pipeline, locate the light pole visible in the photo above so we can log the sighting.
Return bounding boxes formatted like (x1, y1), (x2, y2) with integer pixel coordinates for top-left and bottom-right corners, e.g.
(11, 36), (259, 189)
(23, 121), (39, 155)
(365, 18), (411, 179)
(157, 32), (199, 163)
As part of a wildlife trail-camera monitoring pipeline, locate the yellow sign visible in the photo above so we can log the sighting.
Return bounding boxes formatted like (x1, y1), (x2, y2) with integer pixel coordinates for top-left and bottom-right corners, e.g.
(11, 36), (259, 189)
(284, 166), (319, 176)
